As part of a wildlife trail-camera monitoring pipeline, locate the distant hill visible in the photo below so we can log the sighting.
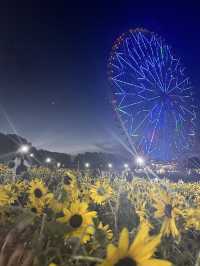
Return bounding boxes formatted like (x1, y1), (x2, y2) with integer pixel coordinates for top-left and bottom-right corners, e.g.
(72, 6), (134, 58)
(0, 133), (73, 167)
(0, 132), (199, 170)
(0, 132), (127, 169)
(0, 133), (31, 160)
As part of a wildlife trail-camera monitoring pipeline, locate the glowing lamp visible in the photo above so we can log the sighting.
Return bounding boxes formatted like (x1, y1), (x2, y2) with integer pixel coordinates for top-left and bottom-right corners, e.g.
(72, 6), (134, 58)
(108, 163), (113, 168)
(18, 145), (30, 154)
(45, 157), (51, 163)
(85, 162), (90, 168)
(124, 163), (129, 169)
(135, 156), (145, 166)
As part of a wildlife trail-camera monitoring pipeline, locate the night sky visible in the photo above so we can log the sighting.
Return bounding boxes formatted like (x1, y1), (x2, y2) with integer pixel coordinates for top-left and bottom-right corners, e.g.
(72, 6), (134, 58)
(0, 2), (200, 155)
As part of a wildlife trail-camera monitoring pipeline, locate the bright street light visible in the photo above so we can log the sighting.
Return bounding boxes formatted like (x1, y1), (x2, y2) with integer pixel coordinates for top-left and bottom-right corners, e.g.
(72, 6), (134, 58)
(135, 156), (145, 166)
(45, 157), (51, 163)
(108, 163), (113, 169)
(57, 162), (61, 168)
(18, 144), (30, 154)
(85, 162), (90, 168)
(124, 163), (129, 169)
(30, 153), (34, 158)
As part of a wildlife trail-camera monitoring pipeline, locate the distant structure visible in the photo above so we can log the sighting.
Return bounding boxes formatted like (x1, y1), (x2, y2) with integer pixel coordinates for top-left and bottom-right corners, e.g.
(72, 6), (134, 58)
(9, 155), (30, 175)
(108, 28), (197, 160)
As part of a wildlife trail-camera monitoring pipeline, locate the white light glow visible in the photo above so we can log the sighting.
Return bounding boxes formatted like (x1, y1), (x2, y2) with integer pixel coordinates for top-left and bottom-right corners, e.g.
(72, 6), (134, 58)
(85, 162), (90, 168)
(135, 156), (145, 166)
(18, 145), (30, 154)
(45, 157), (51, 163)
(108, 163), (113, 168)
(124, 163), (129, 169)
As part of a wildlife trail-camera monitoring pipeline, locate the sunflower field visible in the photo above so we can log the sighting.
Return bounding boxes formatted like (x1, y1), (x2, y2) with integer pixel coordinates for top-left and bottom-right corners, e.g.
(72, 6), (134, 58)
(0, 164), (200, 265)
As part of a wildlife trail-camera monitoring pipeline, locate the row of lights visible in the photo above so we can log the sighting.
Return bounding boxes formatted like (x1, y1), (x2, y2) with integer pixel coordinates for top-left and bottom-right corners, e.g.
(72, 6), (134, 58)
(84, 163), (113, 169)
(18, 146), (114, 169)
(18, 145), (145, 169)
(18, 145), (54, 164)
(84, 156), (145, 169)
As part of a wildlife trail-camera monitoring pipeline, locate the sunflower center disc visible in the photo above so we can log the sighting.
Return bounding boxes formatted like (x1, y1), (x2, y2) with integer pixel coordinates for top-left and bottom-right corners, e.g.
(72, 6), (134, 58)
(97, 187), (106, 196)
(34, 188), (43, 198)
(31, 207), (37, 213)
(165, 204), (173, 217)
(69, 214), (83, 228)
(64, 175), (72, 185)
(114, 257), (137, 266)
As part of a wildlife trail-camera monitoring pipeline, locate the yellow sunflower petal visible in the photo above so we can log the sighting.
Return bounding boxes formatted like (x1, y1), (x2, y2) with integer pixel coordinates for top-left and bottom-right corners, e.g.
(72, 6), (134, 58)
(118, 228), (129, 256)
(86, 225), (95, 234)
(133, 234), (161, 262)
(70, 201), (78, 213)
(140, 258), (172, 266)
(99, 261), (111, 266)
(57, 208), (71, 223)
(161, 192), (171, 204)
(154, 208), (165, 218)
(84, 211), (97, 220)
(129, 222), (149, 253)
(79, 201), (88, 212)
(104, 224), (109, 230)
(170, 218), (179, 238)
(161, 218), (170, 236)
(173, 207), (183, 216)
(107, 243), (117, 259)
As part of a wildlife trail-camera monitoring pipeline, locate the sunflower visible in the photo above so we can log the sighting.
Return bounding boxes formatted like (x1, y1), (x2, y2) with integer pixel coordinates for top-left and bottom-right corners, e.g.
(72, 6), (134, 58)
(0, 185), (14, 206)
(135, 202), (149, 224)
(26, 202), (44, 215)
(97, 222), (113, 240)
(28, 179), (53, 212)
(0, 164), (11, 176)
(184, 208), (200, 230)
(29, 179), (48, 199)
(61, 171), (79, 201)
(153, 191), (183, 238)
(127, 178), (154, 208)
(99, 223), (172, 266)
(79, 178), (93, 202)
(2, 184), (18, 204)
(15, 180), (27, 193)
(62, 170), (76, 188)
(57, 200), (96, 243)
(90, 180), (112, 205)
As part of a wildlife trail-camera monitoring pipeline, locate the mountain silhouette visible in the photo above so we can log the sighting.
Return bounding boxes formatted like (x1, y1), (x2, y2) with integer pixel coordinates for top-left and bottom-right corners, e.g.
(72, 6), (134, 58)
(0, 132), (127, 169)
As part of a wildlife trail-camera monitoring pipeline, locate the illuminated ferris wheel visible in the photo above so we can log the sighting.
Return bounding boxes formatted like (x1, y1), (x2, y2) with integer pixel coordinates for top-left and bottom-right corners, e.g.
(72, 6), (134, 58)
(108, 28), (197, 160)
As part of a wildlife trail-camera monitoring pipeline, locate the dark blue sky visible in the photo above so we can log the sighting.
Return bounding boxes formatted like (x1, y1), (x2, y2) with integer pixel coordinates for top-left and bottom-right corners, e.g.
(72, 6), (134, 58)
(0, 2), (199, 154)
